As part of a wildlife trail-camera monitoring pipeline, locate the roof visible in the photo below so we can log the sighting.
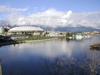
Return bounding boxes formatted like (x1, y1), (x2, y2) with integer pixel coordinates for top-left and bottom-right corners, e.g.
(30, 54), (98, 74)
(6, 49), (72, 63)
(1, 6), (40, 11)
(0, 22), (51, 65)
(9, 26), (43, 32)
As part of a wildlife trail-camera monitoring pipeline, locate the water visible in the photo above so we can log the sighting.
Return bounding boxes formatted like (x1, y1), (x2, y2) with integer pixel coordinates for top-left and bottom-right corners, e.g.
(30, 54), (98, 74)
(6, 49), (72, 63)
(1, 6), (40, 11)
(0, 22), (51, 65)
(0, 35), (100, 75)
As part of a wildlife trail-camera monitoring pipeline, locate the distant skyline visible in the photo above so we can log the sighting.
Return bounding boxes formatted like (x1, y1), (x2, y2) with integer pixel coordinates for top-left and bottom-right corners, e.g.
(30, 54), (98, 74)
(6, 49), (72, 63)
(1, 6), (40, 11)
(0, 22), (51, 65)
(0, 0), (100, 28)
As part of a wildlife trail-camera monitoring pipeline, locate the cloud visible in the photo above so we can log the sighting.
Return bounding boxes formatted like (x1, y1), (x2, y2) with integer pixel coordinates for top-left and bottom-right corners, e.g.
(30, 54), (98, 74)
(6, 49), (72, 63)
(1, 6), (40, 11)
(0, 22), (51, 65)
(8, 8), (72, 27)
(60, 10), (72, 25)
(69, 12), (100, 28)
(1, 7), (100, 29)
(0, 5), (28, 14)
(0, 5), (28, 25)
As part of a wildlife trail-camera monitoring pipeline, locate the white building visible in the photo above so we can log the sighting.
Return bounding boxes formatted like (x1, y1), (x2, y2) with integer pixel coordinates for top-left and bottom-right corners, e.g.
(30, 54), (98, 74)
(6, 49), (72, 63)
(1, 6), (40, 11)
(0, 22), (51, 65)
(46, 32), (64, 37)
(8, 26), (44, 36)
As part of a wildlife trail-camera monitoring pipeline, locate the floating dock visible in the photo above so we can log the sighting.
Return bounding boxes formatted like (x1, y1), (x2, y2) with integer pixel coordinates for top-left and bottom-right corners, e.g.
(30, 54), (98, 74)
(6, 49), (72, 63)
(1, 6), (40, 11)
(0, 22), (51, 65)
(0, 64), (2, 75)
(90, 43), (100, 50)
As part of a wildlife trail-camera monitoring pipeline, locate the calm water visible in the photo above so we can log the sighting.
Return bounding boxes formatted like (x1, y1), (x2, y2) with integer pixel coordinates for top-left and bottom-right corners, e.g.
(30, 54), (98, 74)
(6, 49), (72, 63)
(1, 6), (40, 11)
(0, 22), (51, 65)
(0, 35), (100, 75)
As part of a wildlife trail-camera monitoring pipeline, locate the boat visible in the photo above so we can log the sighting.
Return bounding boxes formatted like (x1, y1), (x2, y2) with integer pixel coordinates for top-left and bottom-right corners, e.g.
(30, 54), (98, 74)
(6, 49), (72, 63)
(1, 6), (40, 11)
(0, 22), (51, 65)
(90, 43), (100, 50)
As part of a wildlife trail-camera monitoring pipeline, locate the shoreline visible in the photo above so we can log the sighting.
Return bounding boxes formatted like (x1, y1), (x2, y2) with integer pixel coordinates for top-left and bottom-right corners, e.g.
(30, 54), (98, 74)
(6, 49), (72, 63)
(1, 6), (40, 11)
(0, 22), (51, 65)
(0, 38), (58, 47)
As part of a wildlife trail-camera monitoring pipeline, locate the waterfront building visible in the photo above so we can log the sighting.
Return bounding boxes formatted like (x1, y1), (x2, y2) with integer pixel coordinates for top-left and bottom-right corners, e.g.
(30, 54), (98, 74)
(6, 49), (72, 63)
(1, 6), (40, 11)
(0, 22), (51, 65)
(46, 32), (65, 37)
(46, 32), (59, 37)
(75, 34), (84, 40)
(8, 26), (44, 36)
(7, 26), (44, 39)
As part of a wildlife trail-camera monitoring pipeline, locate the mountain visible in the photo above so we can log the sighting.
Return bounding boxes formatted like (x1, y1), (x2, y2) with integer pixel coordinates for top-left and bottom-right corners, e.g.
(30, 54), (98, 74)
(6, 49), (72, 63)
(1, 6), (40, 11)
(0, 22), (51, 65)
(0, 21), (100, 32)
(40, 26), (100, 32)
(54, 26), (100, 32)
(20, 25), (100, 32)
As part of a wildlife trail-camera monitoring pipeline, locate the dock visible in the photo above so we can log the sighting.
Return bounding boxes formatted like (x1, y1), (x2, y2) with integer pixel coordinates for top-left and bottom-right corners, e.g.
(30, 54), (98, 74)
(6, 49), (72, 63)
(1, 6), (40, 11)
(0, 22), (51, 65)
(0, 59), (2, 75)
(90, 43), (100, 50)
(0, 64), (2, 75)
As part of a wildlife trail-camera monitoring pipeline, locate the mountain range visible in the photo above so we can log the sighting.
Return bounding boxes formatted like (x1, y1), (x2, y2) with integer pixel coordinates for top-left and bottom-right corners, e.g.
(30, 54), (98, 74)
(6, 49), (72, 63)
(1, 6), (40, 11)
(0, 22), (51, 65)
(40, 25), (100, 32)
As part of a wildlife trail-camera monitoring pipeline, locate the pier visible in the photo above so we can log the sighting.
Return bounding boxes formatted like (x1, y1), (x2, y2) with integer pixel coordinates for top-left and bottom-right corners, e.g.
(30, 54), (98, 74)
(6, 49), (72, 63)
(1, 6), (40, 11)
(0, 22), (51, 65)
(90, 44), (100, 75)
(0, 64), (2, 75)
(90, 43), (100, 50)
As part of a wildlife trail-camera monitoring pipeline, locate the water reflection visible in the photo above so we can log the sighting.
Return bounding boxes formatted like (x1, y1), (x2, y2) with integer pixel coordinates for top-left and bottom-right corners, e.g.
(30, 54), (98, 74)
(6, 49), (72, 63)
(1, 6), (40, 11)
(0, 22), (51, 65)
(0, 36), (100, 75)
(89, 47), (100, 75)
(7, 40), (75, 58)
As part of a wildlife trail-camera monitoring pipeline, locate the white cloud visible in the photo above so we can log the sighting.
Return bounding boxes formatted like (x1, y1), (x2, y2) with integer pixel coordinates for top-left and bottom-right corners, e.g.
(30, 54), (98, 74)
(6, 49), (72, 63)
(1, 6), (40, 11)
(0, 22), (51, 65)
(0, 5), (28, 14)
(69, 12), (100, 28)
(2, 7), (100, 29)
(8, 8), (72, 27)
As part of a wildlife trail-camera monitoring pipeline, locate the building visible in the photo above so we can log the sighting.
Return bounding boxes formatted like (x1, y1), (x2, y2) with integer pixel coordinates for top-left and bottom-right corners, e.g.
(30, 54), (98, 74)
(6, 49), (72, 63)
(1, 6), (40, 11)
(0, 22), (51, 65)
(8, 26), (44, 39)
(46, 32), (65, 37)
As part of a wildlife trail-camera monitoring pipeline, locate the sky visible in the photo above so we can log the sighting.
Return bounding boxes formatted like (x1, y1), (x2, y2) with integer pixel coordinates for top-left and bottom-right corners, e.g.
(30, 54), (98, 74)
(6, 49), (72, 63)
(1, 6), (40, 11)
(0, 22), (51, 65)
(0, 0), (100, 12)
(0, 0), (100, 28)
